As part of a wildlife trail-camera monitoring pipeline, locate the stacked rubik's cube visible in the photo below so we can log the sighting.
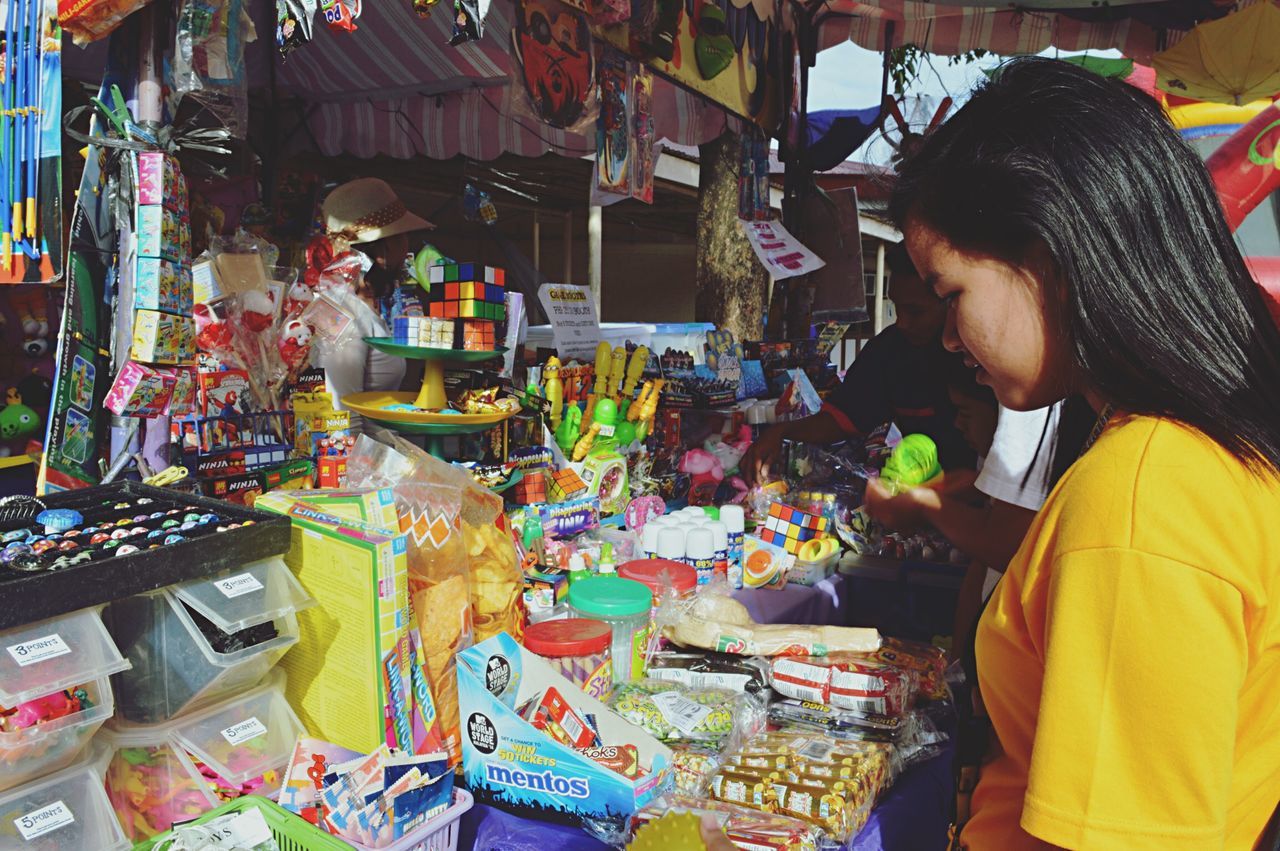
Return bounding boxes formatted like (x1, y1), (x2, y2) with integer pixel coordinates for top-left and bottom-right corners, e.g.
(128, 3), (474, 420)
(426, 262), (507, 351)
(512, 471), (547, 505)
(392, 316), (455, 348)
(759, 503), (830, 555)
(548, 467), (587, 503)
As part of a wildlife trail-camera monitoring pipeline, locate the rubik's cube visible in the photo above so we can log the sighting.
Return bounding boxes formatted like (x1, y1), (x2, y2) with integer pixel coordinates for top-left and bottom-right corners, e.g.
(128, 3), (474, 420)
(512, 471), (547, 505)
(461, 320), (497, 351)
(426, 263), (507, 321)
(759, 503), (830, 555)
(548, 467), (587, 502)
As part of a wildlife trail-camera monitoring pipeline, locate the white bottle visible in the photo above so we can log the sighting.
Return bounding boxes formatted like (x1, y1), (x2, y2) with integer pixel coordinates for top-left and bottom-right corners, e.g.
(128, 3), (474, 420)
(641, 518), (667, 559)
(719, 504), (745, 589)
(685, 527), (716, 586)
(707, 520), (730, 583)
(656, 526), (687, 563)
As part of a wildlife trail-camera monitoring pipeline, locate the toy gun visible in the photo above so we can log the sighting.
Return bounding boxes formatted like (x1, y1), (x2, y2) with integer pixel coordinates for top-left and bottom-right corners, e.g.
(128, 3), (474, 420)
(879, 434), (943, 494)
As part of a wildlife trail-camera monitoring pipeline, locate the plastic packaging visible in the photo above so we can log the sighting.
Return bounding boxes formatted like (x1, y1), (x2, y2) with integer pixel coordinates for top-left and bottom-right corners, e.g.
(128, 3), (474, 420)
(630, 793), (822, 851)
(719, 504), (745, 588)
(656, 580), (881, 657)
(684, 527), (716, 586)
(174, 0), (252, 137)
(567, 576), (651, 683)
(522, 618), (613, 701)
(608, 679), (763, 746)
(770, 655), (915, 718)
(104, 558), (308, 723)
(0, 743), (128, 850)
(668, 744), (723, 796)
(646, 652), (770, 697)
(0, 607), (130, 791)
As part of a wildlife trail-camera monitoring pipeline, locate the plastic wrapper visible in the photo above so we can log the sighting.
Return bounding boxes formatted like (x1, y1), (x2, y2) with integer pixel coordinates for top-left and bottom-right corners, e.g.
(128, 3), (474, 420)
(668, 744), (722, 796)
(768, 698), (917, 746)
(646, 651), (771, 697)
(631, 793), (823, 850)
(657, 579), (880, 657)
(59, 0), (151, 44)
(276, 0), (317, 57)
(710, 730), (896, 843)
(174, 0), (253, 138)
(769, 655), (916, 718)
(608, 678), (763, 746)
(509, 0), (598, 133)
(160, 806), (280, 850)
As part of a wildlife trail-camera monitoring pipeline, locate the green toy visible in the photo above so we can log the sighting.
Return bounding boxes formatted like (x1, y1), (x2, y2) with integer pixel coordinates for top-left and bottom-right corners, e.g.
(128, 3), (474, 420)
(409, 244), (448, 291)
(592, 398), (619, 451)
(628, 811), (711, 850)
(0, 402), (39, 443)
(555, 405), (582, 455)
(880, 433), (943, 492)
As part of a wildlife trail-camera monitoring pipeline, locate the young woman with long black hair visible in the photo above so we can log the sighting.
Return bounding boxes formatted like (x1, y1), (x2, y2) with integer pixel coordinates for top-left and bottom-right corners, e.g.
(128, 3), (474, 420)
(890, 57), (1280, 850)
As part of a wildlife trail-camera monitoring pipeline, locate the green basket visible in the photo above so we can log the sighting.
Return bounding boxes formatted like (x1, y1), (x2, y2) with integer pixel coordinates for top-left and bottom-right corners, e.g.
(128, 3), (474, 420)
(134, 796), (351, 851)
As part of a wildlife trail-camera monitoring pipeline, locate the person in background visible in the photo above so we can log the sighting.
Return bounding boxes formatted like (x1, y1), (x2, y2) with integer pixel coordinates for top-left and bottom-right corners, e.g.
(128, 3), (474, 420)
(320, 178), (433, 418)
(892, 57), (1280, 849)
(741, 243), (977, 485)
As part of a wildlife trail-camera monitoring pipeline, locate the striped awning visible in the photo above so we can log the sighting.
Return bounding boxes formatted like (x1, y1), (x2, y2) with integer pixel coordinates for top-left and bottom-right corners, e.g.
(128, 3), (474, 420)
(816, 0), (1164, 62)
(276, 0), (734, 160)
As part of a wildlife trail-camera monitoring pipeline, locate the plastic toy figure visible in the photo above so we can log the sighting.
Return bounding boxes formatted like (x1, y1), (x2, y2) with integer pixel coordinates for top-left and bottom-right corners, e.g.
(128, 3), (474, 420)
(543, 356), (564, 430)
(622, 345), (648, 398)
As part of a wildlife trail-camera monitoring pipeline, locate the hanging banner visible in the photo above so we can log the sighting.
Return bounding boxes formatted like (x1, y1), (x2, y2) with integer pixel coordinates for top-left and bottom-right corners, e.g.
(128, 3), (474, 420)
(596, 0), (791, 132)
(537, 283), (602, 362)
(740, 220), (825, 280)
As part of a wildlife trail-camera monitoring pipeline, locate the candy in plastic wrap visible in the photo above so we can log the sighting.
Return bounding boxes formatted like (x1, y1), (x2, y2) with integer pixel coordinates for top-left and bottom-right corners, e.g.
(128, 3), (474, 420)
(646, 651), (770, 696)
(631, 793), (822, 851)
(609, 679), (751, 744)
(669, 744), (721, 795)
(769, 655), (916, 717)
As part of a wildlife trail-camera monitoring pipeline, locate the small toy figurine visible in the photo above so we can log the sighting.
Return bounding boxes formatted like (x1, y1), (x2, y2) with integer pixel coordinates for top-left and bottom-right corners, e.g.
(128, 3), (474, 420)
(606, 345), (627, 399)
(622, 345), (648, 398)
(544, 356), (564, 430)
(554, 404), (581, 455)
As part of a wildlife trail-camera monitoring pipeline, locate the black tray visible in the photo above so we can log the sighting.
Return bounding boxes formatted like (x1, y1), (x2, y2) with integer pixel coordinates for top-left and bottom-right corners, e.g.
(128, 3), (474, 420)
(0, 482), (291, 629)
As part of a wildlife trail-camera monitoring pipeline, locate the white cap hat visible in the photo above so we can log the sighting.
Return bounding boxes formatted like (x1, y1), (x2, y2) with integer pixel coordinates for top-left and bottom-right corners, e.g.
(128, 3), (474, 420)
(323, 178), (434, 246)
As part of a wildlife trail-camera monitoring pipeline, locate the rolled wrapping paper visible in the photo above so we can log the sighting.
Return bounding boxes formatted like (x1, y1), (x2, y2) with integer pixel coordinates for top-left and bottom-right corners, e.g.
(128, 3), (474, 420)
(664, 592), (881, 656)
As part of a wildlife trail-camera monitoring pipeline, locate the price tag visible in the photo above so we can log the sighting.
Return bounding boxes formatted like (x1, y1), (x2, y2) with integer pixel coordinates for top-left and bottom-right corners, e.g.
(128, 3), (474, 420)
(14, 801), (74, 840)
(214, 573), (265, 599)
(6, 634), (70, 667)
(221, 716), (269, 746)
(651, 691), (712, 737)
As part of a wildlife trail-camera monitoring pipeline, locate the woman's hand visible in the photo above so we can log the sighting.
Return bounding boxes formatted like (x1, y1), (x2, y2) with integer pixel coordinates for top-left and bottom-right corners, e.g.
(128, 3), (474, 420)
(864, 477), (939, 533)
(700, 815), (738, 850)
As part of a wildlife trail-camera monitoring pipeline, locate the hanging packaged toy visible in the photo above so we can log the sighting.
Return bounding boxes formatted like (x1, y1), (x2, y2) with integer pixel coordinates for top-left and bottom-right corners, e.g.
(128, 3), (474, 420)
(174, 0), (252, 137)
(276, 0), (317, 56)
(449, 0), (490, 45)
(320, 0), (361, 32)
(510, 0), (597, 132)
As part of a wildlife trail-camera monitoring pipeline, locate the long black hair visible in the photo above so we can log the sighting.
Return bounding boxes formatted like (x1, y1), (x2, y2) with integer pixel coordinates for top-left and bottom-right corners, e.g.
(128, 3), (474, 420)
(890, 57), (1280, 475)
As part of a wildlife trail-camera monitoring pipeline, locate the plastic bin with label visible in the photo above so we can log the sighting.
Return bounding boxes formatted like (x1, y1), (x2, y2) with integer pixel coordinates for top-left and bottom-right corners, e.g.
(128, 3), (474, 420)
(105, 557), (313, 723)
(346, 788), (474, 851)
(0, 741), (128, 850)
(0, 607), (131, 791)
(101, 671), (304, 844)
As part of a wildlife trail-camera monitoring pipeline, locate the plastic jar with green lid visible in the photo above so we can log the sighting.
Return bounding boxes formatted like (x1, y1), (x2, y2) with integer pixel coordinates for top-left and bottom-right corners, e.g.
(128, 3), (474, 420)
(567, 576), (652, 683)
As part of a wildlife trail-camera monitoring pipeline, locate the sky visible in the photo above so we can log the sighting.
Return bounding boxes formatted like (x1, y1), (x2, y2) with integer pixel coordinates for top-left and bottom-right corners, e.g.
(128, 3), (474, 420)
(808, 42), (1123, 164)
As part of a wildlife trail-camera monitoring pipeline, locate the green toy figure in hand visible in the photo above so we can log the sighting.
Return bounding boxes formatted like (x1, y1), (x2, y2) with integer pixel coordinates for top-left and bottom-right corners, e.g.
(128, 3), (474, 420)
(880, 433), (943, 494)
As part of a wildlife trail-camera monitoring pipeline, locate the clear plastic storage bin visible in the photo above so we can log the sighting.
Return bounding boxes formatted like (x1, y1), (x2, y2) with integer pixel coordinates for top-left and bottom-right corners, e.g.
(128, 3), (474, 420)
(104, 557), (313, 723)
(101, 671), (303, 844)
(0, 742), (128, 850)
(0, 607), (130, 791)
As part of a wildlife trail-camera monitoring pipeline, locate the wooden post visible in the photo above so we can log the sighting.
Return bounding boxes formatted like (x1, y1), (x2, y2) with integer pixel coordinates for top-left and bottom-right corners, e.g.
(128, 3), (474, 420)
(695, 131), (768, 342)
(563, 210), (573, 283)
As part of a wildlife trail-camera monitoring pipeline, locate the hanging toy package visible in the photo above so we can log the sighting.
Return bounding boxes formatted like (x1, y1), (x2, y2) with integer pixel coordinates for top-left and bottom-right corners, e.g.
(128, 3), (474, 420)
(738, 126), (771, 221)
(319, 0), (361, 33)
(58, 0), (149, 44)
(509, 0), (598, 133)
(449, 0), (490, 45)
(631, 61), (656, 204)
(596, 51), (633, 197)
(276, 0), (317, 57)
(174, 0), (253, 138)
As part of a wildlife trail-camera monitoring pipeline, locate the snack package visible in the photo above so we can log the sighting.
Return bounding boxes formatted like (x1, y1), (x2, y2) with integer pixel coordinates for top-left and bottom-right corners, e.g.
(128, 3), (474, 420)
(646, 652), (771, 697)
(669, 744), (722, 796)
(769, 655), (916, 718)
(609, 679), (762, 745)
(657, 581), (881, 657)
(631, 793), (822, 851)
(868, 638), (950, 702)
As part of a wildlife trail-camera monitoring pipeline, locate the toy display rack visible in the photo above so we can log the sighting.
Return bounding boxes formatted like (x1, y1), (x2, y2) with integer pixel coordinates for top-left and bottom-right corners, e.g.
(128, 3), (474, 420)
(342, 339), (518, 457)
(0, 482), (290, 630)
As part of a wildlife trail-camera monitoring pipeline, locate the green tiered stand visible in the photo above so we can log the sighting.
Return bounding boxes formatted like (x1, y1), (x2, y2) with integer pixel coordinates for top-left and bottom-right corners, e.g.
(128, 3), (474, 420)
(343, 338), (518, 457)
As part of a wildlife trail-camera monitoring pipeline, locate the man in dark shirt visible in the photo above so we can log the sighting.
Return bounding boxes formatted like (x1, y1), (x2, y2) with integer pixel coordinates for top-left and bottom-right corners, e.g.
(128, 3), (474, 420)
(741, 244), (976, 485)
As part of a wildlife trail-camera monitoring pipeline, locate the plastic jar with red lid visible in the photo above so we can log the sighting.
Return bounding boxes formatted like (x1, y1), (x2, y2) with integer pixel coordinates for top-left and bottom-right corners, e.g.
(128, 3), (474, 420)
(522, 618), (613, 700)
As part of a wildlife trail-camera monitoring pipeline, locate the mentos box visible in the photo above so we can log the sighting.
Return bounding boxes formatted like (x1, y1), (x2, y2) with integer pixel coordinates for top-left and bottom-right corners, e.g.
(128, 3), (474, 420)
(458, 633), (672, 827)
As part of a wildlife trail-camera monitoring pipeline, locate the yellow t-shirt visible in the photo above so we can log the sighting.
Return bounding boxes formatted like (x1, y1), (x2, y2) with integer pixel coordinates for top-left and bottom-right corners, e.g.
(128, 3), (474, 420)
(963, 415), (1280, 850)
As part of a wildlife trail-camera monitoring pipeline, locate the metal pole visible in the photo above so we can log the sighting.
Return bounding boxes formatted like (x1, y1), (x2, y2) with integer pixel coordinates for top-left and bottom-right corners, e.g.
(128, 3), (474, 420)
(873, 242), (887, 334)
(588, 200), (602, 317)
(532, 212), (541, 270)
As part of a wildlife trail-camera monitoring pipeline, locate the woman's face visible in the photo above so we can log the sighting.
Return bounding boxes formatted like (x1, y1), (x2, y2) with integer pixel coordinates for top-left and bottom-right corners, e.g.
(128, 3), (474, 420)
(905, 221), (1074, 411)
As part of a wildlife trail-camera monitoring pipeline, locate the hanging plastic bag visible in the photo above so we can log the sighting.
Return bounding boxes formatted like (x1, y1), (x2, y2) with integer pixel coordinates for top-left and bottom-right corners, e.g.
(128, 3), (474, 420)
(59, 0), (149, 45)
(319, 0), (361, 33)
(449, 0), (489, 45)
(509, 0), (597, 132)
(276, 0), (317, 57)
(173, 0), (253, 138)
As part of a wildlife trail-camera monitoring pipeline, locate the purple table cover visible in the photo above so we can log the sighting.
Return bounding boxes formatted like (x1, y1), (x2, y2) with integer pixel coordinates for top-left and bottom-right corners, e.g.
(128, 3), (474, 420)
(730, 573), (847, 626)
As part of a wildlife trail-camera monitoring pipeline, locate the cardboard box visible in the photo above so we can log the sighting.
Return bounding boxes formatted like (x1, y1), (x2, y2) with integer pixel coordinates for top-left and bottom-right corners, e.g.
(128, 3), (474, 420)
(256, 493), (414, 755)
(131, 310), (195, 365)
(135, 257), (193, 316)
(286, 487), (399, 530)
(135, 204), (192, 264)
(105, 360), (176, 417)
(165, 366), (198, 416)
(200, 458), (315, 505)
(200, 369), (252, 418)
(458, 633), (672, 826)
(136, 151), (189, 210)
